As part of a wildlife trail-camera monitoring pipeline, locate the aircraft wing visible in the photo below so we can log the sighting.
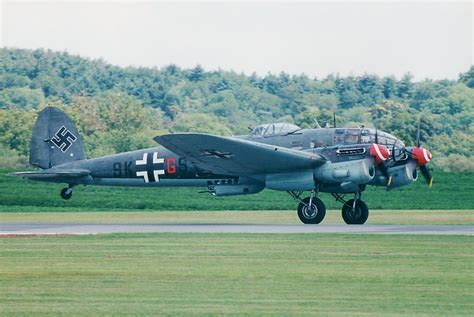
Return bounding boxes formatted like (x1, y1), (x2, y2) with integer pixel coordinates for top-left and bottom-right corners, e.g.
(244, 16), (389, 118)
(155, 133), (325, 175)
(9, 169), (91, 181)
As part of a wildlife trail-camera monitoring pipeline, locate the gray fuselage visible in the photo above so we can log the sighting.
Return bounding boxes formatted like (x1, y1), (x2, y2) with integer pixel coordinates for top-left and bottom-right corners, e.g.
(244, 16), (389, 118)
(50, 127), (404, 191)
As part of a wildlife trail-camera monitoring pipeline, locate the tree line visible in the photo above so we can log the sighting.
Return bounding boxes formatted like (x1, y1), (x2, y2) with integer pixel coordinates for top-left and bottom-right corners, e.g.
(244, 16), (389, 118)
(0, 48), (473, 171)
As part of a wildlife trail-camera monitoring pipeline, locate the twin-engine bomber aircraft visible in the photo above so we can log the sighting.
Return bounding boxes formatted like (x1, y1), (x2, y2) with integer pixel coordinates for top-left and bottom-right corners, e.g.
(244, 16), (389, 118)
(12, 107), (433, 225)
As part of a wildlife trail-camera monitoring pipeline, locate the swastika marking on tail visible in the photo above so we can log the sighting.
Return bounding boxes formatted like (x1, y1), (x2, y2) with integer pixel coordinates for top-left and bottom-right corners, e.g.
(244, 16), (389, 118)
(51, 126), (77, 152)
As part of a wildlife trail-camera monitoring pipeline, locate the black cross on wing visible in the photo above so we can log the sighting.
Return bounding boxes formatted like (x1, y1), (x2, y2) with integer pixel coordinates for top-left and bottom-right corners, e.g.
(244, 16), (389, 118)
(201, 149), (234, 159)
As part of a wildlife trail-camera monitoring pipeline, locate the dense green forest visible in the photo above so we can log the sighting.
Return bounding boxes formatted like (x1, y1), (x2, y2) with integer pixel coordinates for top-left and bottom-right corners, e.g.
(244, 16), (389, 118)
(1, 48), (473, 171)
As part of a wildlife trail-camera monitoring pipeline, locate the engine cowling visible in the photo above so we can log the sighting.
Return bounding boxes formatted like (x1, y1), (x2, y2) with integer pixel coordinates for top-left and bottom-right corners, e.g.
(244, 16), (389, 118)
(266, 171), (315, 191)
(313, 158), (375, 185)
(387, 161), (418, 188)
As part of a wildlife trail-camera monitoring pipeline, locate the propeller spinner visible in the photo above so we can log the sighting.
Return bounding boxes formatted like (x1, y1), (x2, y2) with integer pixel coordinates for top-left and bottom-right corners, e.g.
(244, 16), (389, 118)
(370, 143), (392, 186)
(411, 119), (433, 188)
(411, 146), (433, 188)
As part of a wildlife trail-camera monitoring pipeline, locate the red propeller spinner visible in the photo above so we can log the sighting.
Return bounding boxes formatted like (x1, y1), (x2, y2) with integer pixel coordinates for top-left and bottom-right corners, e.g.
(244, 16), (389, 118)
(370, 143), (390, 165)
(411, 119), (434, 188)
(411, 146), (432, 166)
(411, 146), (433, 188)
(370, 143), (393, 186)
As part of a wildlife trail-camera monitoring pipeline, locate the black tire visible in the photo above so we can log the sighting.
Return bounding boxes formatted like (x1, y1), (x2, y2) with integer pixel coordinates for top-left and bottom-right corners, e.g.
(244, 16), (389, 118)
(342, 199), (369, 225)
(297, 197), (326, 224)
(60, 188), (72, 200)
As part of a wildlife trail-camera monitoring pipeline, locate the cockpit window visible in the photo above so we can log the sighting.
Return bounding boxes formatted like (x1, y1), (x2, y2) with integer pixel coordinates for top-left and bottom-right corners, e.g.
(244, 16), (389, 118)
(334, 129), (360, 145)
(360, 129), (370, 143)
(379, 131), (398, 147)
(359, 129), (405, 148)
(251, 123), (301, 137)
(344, 129), (360, 145)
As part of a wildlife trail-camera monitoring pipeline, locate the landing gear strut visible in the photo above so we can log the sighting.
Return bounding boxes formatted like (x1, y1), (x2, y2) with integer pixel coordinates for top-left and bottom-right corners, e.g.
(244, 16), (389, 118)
(60, 185), (73, 200)
(289, 190), (326, 224)
(340, 192), (369, 225)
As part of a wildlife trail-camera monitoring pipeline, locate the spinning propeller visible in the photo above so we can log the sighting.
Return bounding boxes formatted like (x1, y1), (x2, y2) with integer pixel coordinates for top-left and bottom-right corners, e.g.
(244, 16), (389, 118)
(369, 120), (433, 188)
(410, 121), (433, 187)
(370, 128), (392, 186)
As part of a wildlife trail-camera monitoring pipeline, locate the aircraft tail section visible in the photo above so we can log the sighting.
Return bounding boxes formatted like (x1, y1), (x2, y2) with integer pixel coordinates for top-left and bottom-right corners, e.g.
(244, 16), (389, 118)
(30, 107), (85, 169)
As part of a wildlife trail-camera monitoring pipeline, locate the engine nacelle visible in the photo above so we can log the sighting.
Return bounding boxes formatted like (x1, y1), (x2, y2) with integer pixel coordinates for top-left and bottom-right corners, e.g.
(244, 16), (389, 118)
(314, 158), (375, 185)
(265, 171), (315, 191)
(387, 161), (418, 188)
(209, 183), (264, 196)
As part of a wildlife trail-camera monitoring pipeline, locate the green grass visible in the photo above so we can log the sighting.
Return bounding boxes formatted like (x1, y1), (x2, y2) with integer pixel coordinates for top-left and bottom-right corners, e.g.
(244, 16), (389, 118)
(1, 169), (473, 212)
(0, 233), (472, 316)
(1, 210), (473, 225)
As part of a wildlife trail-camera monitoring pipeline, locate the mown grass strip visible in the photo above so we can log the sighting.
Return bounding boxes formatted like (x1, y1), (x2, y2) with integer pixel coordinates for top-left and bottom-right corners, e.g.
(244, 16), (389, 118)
(0, 233), (472, 316)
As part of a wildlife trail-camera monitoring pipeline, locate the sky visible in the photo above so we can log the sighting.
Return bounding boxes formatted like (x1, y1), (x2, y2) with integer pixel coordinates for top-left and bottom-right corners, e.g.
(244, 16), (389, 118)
(0, 0), (472, 81)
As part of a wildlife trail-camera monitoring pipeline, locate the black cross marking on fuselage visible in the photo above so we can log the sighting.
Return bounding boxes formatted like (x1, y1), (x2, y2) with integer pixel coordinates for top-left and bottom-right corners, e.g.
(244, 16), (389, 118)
(135, 152), (165, 183)
(51, 126), (77, 152)
(201, 149), (234, 159)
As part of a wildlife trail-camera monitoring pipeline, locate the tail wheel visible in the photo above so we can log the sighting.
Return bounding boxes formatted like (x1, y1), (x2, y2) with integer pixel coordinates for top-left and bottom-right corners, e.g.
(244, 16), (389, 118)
(297, 197), (326, 224)
(342, 199), (369, 225)
(60, 187), (73, 200)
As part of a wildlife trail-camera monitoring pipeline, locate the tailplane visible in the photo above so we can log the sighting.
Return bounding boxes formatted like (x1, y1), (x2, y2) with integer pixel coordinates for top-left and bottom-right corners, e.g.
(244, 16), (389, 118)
(30, 107), (85, 169)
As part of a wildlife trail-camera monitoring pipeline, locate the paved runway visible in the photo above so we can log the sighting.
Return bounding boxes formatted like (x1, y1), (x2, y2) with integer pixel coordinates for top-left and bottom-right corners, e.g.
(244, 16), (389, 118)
(0, 223), (473, 235)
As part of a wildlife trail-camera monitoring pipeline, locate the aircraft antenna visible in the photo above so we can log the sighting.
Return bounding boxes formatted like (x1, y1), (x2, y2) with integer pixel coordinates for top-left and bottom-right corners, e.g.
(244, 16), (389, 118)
(313, 119), (322, 129)
(416, 119), (421, 147)
(373, 118), (379, 144)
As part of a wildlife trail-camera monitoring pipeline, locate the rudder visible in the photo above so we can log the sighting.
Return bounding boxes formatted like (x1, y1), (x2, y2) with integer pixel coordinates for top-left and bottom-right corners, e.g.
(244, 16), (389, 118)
(30, 107), (85, 169)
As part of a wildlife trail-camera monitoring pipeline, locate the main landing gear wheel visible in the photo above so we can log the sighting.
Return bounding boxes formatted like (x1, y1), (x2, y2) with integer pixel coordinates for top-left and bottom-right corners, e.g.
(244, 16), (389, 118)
(297, 197), (326, 224)
(342, 199), (369, 225)
(60, 187), (73, 200)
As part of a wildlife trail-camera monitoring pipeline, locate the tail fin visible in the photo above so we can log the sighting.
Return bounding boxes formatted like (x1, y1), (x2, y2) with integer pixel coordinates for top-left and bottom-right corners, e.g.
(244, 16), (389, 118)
(30, 107), (85, 169)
